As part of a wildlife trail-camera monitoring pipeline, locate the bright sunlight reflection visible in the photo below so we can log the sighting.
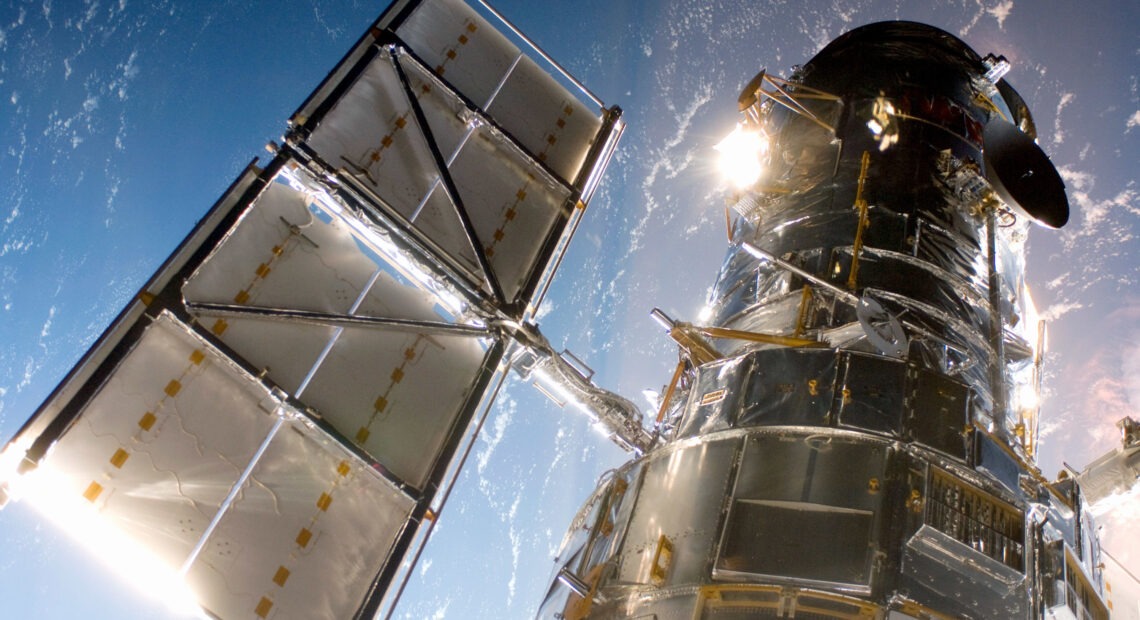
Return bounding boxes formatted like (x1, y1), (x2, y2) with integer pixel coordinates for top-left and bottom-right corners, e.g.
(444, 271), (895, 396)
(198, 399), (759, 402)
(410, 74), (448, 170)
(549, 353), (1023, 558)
(715, 124), (768, 188)
(18, 465), (205, 618)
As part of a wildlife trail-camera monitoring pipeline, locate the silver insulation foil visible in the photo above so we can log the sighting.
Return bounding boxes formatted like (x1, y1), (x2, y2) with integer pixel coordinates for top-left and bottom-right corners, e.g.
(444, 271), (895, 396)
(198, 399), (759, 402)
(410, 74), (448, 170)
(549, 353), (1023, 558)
(541, 22), (1109, 620)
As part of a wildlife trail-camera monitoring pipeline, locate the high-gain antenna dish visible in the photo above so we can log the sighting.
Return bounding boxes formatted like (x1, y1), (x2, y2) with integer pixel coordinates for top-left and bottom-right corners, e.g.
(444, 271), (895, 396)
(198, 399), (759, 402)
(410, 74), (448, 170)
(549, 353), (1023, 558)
(982, 118), (1069, 228)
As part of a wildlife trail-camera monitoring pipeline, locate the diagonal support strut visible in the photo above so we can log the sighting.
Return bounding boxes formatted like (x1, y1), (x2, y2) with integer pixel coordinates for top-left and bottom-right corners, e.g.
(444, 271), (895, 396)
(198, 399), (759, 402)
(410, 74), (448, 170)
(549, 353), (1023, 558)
(387, 45), (507, 308)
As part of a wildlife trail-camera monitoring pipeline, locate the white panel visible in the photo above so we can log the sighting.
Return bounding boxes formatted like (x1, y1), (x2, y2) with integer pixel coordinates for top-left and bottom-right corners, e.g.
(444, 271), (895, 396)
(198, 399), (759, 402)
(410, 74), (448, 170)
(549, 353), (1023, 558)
(351, 266), (462, 325)
(304, 55), (482, 279)
(6, 3), (623, 617)
(304, 51), (579, 302)
(189, 318), (335, 394)
(300, 325), (488, 489)
(42, 312), (278, 570)
(181, 180), (354, 393)
(184, 181), (385, 316)
(182, 170), (458, 323)
(398, 0), (602, 183)
(397, 0), (520, 109)
(186, 419), (414, 620)
(304, 56), (464, 220)
(180, 169), (495, 491)
(484, 54), (602, 183)
(184, 174), (468, 395)
(449, 125), (572, 302)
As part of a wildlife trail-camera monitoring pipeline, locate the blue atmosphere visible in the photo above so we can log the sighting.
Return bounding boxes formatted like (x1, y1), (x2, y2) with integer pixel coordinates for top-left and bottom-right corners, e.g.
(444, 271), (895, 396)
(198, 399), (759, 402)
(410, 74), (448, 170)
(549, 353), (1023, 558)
(1, 1), (1137, 618)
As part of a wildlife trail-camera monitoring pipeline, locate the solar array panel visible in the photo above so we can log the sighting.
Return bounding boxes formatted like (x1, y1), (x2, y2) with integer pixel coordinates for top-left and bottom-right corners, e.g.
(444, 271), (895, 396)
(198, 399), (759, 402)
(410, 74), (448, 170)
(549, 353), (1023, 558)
(0, 1), (623, 617)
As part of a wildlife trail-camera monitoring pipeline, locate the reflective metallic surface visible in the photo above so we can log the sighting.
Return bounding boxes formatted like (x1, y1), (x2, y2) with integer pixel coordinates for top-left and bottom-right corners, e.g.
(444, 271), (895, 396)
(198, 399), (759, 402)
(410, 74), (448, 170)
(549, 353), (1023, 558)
(541, 22), (1114, 620)
(0, 4), (1132, 619)
(0, 0), (625, 617)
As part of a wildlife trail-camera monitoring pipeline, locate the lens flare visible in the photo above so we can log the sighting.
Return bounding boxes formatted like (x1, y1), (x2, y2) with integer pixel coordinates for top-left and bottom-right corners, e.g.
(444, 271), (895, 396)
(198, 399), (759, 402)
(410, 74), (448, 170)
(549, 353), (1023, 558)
(715, 124), (768, 188)
(20, 465), (205, 618)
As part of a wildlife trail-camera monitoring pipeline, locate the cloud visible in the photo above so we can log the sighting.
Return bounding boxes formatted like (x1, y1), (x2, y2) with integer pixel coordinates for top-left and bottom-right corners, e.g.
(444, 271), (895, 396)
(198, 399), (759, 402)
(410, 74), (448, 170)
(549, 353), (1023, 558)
(109, 50), (139, 101)
(1120, 330), (1140, 412)
(1053, 92), (1075, 145)
(1040, 300), (1082, 321)
(38, 305), (55, 341)
(1127, 110), (1140, 133)
(1074, 186), (1138, 233)
(476, 393), (515, 475)
(1055, 168), (1140, 292)
(427, 599), (450, 620)
(961, 0), (1017, 36)
(1039, 296), (1140, 480)
(987, 1), (1014, 29)
(1085, 374), (1133, 443)
(1055, 308), (1140, 461)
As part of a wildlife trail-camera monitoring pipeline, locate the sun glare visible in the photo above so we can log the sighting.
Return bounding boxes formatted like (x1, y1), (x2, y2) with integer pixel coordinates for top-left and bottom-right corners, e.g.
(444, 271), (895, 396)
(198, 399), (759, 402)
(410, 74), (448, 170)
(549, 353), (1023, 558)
(20, 465), (205, 618)
(715, 124), (768, 188)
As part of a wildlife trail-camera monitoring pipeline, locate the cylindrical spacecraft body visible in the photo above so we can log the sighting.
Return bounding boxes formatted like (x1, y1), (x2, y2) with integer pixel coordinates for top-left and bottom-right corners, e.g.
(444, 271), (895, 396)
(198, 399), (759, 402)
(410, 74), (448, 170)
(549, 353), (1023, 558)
(540, 22), (1107, 620)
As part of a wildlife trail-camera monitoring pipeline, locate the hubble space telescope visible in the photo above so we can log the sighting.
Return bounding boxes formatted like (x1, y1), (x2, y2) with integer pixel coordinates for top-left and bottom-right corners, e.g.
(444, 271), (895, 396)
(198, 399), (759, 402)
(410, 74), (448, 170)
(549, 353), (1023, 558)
(536, 20), (1137, 620)
(1, 0), (1137, 618)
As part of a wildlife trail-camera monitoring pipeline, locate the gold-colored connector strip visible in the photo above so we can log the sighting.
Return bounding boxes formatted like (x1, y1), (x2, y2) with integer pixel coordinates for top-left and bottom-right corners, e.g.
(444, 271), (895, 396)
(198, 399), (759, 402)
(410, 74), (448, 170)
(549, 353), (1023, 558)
(695, 325), (824, 349)
(793, 285), (814, 337)
(655, 360), (688, 424)
(847, 150), (872, 290)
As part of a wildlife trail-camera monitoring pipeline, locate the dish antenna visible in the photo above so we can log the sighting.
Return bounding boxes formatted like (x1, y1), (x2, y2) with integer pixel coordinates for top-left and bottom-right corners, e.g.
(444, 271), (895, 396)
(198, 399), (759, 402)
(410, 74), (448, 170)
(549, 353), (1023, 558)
(983, 118), (1069, 228)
